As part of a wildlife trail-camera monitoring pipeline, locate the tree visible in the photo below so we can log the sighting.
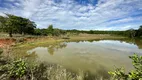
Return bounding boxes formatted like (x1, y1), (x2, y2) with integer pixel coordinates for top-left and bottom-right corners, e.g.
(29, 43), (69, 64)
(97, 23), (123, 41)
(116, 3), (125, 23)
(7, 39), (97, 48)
(16, 17), (29, 35)
(89, 30), (94, 34)
(126, 29), (136, 38)
(34, 28), (41, 35)
(1, 14), (19, 37)
(0, 14), (36, 37)
(52, 28), (65, 36)
(0, 15), (7, 32)
(23, 20), (36, 35)
(47, 25), (54, 35)
(10, 16), (36, 35)
(136, 25), (142, 37)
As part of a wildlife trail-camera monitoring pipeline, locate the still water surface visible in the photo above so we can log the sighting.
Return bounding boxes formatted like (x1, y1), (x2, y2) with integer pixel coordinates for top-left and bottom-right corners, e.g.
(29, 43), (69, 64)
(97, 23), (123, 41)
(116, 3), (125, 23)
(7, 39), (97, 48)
(27, 39), (142, 78)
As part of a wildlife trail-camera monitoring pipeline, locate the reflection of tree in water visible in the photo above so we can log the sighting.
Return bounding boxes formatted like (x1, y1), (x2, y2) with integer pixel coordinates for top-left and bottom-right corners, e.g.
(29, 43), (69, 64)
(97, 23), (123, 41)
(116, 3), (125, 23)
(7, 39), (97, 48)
(87, 40), (94, 42)
(119, 39), (142, 49)
(88, 38), (142, 49)
(48, 47), (54, 55)
(48, 43), (67, 55)
(47, 39), (142, 55)
(88, 39), (102, 42)
(135, 39), (142, 49)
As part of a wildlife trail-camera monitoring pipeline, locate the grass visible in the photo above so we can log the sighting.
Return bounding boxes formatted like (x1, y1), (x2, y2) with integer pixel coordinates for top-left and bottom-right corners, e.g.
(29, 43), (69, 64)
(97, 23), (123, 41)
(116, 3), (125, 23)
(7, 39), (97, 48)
(68, 33), (126, 41)
(0, 32), (37, 39)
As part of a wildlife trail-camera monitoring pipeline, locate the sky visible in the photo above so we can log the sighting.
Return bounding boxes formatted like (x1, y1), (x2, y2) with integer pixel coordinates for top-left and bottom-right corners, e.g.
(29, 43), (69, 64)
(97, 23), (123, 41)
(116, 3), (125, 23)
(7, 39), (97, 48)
(0, 0), (142, 30)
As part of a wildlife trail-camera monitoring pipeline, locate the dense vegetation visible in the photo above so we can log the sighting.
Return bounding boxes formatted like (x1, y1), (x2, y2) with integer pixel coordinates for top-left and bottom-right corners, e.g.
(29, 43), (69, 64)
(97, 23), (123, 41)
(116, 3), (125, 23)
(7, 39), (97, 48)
(0, 14), (142, 38)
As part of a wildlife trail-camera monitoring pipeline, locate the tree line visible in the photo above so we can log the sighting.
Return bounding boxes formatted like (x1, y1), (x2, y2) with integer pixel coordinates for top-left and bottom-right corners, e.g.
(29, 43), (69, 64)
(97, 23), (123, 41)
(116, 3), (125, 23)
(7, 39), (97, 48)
(34, 25), (66, 36)
(80, 27), (142, 38)
(0, 14), (142, 38)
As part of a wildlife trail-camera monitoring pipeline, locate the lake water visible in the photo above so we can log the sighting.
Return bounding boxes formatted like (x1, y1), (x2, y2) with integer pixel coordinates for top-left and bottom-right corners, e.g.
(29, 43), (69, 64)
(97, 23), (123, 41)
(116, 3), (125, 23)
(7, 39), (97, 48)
(27, 39), (142, 78)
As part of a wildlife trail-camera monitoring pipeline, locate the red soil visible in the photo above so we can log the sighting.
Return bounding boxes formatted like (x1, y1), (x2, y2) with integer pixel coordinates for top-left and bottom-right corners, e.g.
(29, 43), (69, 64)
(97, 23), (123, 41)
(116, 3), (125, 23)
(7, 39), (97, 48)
(0, 37), (38, 48)
(0, 39), (15, 48)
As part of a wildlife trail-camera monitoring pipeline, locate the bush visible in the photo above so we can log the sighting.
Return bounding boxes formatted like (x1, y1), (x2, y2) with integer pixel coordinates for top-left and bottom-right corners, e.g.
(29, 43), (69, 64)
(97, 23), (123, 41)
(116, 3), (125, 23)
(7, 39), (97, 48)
(9, 59), (27, 78)
(0, 59), (83, 80)
(109, 53), (142, 80)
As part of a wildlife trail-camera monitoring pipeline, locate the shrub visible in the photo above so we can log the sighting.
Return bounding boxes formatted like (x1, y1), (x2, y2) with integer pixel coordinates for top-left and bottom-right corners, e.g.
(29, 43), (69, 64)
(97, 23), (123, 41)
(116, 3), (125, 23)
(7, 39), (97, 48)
(109, 53), (142, 80)
(9, 59), (27, 78)
(0, 59), (82, 80)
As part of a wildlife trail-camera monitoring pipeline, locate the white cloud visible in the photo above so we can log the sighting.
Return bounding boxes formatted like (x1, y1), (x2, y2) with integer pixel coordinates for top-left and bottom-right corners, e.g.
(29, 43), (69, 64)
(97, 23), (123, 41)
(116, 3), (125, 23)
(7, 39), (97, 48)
(0, 0), (142, 30)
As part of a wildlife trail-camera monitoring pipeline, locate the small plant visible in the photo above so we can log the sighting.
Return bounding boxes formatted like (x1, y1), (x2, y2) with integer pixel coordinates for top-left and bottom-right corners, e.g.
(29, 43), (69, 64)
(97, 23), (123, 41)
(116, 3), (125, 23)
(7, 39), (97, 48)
(109, 53), (142, 80)
(9, 59), (27, 78)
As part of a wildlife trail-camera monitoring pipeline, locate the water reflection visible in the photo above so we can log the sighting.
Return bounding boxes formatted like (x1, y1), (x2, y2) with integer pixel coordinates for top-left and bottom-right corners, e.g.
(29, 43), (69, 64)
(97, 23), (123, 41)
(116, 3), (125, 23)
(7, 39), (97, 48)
(27, 39), (142, 79)
(68, 39), (142, 49)
(134, 39), (142, 49)
(48, 43), (67, 55)
(28, 39), (142, 56)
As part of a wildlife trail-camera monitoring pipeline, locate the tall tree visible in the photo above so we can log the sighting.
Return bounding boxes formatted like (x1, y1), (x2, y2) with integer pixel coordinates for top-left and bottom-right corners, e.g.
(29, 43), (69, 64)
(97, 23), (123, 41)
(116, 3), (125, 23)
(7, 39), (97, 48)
(47, 25), (54, 35)
(0, 15), (7, 32)
(127, 29), (136, 38)
(23, 20), (36, 35)
(0, 14), (36, 37)
(0, 14), (19, 37)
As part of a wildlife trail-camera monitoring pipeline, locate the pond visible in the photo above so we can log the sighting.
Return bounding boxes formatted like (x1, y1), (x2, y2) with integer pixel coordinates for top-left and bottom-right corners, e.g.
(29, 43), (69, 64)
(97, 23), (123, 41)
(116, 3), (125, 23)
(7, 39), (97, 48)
(27, 39), (142, 78)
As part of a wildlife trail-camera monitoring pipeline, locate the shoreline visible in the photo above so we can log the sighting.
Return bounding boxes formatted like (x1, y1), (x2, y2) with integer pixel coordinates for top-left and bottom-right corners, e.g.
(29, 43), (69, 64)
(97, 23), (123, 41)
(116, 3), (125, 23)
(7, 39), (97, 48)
(0, 34), (127, 48)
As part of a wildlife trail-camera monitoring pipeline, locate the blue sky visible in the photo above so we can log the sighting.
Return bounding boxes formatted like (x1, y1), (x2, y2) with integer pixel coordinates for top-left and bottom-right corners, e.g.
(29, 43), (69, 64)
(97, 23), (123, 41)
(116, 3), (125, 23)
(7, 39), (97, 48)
(0, 0), (142, 30)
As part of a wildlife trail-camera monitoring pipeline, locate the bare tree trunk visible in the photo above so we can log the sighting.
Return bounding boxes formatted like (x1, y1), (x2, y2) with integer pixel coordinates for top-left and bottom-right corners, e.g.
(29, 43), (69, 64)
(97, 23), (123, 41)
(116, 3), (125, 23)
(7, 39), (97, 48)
(9, 32), (12, 37)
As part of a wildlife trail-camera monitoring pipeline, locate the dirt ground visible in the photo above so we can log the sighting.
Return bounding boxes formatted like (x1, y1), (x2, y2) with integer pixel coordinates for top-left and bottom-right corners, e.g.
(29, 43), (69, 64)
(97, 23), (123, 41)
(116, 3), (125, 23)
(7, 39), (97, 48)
(0, 39), (15, 48)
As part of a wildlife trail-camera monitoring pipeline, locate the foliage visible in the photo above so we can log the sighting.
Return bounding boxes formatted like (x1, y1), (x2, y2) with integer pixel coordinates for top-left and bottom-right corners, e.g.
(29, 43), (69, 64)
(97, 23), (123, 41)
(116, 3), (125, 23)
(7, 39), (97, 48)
(9, 59), (27, 78)
(0, 14), (17, 37)
(0, 14), (36, 37)
(34, 26), (65, 36)
(53, 28), (66, 36)
(47, 24), (54, 35)
(0, 58), (28, 79)
(0, 58), (86, 80)
(109, 54), (142, 80)
(136, 26), (142, 37)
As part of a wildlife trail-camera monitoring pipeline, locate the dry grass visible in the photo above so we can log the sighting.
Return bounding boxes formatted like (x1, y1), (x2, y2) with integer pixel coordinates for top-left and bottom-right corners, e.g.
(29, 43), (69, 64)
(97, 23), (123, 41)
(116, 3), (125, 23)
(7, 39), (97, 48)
(69, 33), (126, 41)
